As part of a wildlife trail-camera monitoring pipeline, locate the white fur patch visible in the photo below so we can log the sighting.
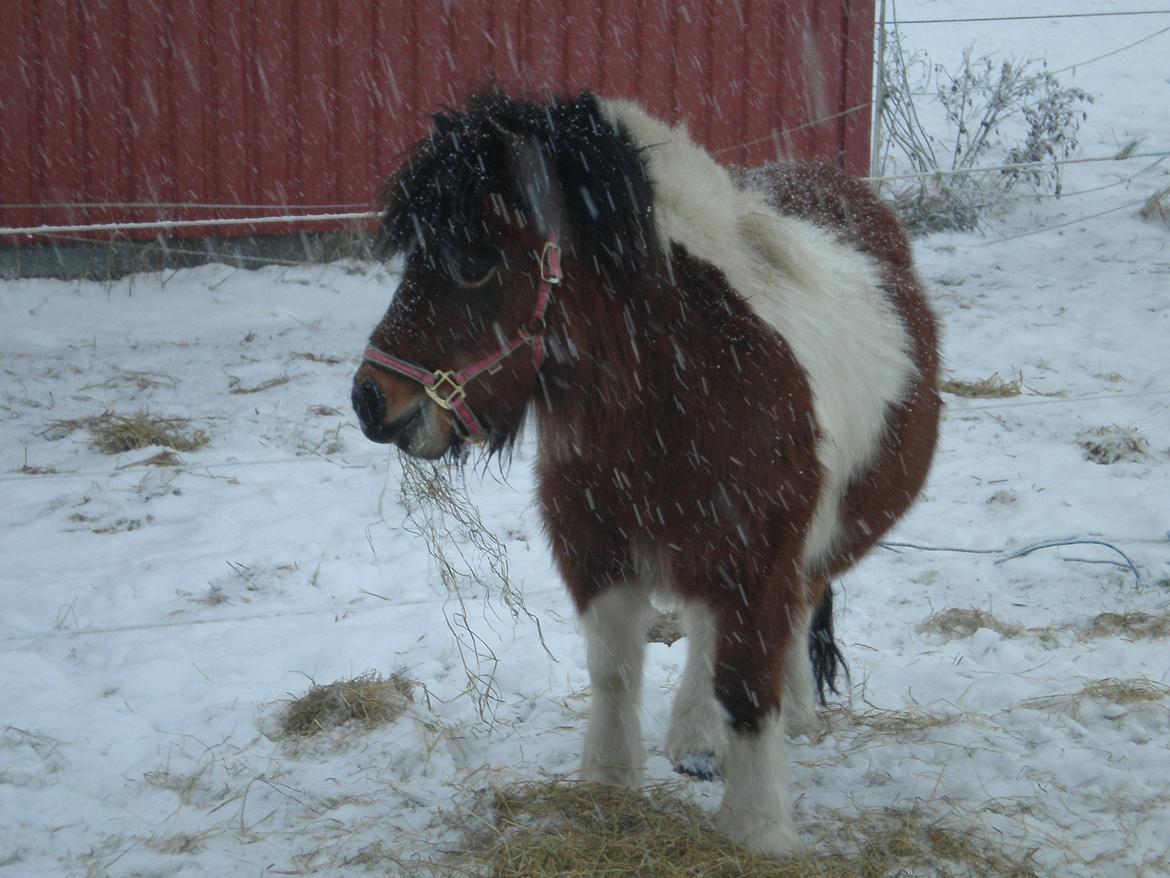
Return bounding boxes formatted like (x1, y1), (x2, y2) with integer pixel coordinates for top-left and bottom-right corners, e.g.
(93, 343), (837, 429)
(599, 99), (916, 574)
(581, 583), (654, 787)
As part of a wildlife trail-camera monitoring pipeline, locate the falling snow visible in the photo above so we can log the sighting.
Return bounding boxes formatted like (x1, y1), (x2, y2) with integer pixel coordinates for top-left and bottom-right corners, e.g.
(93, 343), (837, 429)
(2, 2), (1170, 875)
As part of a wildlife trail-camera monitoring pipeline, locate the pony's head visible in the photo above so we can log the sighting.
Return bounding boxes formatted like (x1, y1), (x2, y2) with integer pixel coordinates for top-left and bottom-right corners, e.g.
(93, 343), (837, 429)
(352, 90), (657, 460)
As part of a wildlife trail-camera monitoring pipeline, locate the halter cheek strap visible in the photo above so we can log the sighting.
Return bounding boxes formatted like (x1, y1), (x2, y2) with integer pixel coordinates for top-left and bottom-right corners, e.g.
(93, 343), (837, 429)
(361, 234), (562, 439)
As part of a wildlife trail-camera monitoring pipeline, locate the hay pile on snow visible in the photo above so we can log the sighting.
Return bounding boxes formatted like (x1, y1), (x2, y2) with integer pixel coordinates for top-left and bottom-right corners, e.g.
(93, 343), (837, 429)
(279, 672), (414, 738)
(86, 410), (209, 454)
(425, 780), (1038, 877)
(1077, 425), (1151, 465)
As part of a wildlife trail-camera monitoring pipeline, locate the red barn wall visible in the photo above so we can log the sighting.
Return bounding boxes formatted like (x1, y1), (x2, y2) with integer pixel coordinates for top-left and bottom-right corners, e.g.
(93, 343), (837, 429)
(0, 0), (875, 241)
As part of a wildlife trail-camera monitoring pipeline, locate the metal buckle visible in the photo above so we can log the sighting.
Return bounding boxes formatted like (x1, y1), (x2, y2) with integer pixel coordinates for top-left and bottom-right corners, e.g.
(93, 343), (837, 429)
(540, 241), (562, 285)
(424, 370), (466, 410)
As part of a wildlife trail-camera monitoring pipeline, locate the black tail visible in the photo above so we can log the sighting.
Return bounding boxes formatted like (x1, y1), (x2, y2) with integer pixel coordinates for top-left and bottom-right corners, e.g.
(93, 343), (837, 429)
(809, 585), (849, 704)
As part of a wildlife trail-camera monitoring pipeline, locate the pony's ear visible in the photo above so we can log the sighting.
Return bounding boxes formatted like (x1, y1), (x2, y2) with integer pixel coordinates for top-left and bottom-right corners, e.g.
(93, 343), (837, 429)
(506, 133), (569, 242)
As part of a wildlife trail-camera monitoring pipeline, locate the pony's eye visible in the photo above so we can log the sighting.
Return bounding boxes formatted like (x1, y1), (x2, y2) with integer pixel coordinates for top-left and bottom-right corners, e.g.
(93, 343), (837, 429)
(442, 245), (501, 287)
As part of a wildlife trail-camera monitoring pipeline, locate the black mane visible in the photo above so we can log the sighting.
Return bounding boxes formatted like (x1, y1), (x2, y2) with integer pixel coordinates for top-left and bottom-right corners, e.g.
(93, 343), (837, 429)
(379, 90), (657, 279)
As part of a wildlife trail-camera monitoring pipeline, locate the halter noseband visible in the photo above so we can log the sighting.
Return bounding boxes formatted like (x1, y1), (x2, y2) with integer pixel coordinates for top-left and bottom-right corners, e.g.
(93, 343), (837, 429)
(361, 235), (562, 439)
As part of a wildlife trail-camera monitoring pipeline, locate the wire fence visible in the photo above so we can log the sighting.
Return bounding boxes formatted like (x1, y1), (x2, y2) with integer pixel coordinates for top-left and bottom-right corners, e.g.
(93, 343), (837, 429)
(894, 9), (1170, 25)
(0, 211), (380, 239)
(3, 147), (1163, 244)
(2, 8), (1167, 253)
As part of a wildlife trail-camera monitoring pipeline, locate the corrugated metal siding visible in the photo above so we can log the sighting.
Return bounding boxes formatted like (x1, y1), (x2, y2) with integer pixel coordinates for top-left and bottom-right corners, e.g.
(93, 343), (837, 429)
(0, 0), (874, 240)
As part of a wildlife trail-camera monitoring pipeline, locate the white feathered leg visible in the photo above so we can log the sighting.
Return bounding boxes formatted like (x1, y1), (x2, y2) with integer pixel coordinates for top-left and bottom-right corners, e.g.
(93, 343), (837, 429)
(580, 584), (654, 787)
(717, 712), (801, 858)
(664, 601), (727, 779)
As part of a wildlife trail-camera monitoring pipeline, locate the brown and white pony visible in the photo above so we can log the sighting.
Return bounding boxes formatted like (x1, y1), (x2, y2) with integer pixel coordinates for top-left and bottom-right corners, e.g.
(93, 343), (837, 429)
(352, 91), (940, 857)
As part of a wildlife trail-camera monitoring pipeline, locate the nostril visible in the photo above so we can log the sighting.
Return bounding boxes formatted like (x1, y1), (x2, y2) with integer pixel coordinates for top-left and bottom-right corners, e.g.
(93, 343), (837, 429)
(353, 379), (386, 428)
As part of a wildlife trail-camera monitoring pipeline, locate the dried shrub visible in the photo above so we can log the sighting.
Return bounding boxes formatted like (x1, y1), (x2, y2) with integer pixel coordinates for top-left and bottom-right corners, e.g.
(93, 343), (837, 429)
(279, 672), (414, 738)
(877, 38), (1092, 234)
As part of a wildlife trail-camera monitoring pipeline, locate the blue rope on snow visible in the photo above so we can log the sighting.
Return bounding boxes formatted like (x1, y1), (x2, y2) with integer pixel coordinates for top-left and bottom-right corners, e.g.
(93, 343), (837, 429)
(994, 539), (1142, 585)
(880, 537), (1145, 585)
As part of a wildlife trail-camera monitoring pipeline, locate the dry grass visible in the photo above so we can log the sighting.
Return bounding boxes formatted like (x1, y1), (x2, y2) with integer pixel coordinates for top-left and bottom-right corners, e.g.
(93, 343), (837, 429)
(648, 610), (685, 645)
(292, 351), (343, 365)
(939, 373), (1023, 399)
(918, 608), (1023, 639)
(228, 375), (290, 395)
(76, 411), (209, 455)
(92, 516), (152, 535)
(79, 368), (178, 392)
(827, 703), (962, 743)
(418, 781), (1036, 878)
(398, 453), (547, 723)
(279, 672), (414, 738)
(1078, 678), (1170, 705)
(1077, 425), (1151, 465)
(12, 463), (59, 475)
(1139, 184), (1170, 227)
(1085, 611), (1170, 641)
(1020, 677), (1170, 719)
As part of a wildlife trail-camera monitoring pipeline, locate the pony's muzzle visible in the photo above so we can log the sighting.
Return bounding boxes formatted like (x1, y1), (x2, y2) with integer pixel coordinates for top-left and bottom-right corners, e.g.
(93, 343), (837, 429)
(352, 377), (417, 445)
(352, 374), (451, 457)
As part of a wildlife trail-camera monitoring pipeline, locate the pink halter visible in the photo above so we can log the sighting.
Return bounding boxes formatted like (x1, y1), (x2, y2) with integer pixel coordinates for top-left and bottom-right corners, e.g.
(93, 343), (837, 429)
(361, 235), (562, 439)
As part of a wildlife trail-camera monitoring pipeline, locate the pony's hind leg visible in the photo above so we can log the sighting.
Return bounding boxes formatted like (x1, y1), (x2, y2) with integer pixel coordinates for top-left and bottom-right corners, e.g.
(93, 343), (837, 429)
(782, 603), (818, 738)
(664, 601), (728, 779)
(580, 583), (654, 787)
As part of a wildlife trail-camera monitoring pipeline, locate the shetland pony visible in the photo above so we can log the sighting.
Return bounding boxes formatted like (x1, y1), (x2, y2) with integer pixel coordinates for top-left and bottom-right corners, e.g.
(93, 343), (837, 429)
(352, 91), (940, 857)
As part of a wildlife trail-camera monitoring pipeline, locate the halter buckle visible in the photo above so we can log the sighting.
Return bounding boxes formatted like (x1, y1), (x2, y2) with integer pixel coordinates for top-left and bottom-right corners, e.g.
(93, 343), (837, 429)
(540, 241), (562, 285)
(424, 370), (466, 410)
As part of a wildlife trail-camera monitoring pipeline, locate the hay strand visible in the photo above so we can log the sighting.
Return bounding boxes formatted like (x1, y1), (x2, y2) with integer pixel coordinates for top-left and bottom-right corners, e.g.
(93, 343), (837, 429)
(397, 453), (550, 724)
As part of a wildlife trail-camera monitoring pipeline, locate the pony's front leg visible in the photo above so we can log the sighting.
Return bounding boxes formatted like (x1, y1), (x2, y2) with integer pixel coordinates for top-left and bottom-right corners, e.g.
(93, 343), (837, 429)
(580, 583), (654, 787)
(712, 599), (803, 858)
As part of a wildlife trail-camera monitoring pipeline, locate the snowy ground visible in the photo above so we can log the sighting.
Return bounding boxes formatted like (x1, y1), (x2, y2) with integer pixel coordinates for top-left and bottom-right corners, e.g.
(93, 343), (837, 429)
(3, 3), (1169, 876)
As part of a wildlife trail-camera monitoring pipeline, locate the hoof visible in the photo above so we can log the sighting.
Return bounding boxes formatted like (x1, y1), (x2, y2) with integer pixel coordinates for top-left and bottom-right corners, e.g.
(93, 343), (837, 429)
(581, 761), (642, 789)
(716, 806), (803, 859)
(672, 748), (722, 781)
